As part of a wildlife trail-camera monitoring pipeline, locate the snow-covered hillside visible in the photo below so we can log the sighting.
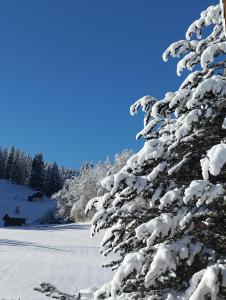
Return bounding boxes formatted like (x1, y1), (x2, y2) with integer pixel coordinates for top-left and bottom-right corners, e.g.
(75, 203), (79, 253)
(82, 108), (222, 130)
(0, 180), (54, 226)
(0, 223), (113, 299)
(0, 180), (112, 299)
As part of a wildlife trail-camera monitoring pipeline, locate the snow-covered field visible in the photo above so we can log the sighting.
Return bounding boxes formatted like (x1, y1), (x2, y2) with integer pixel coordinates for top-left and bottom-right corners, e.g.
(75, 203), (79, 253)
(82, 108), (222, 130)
(0, 224), (112, 300)
(0, 180), (112, 299)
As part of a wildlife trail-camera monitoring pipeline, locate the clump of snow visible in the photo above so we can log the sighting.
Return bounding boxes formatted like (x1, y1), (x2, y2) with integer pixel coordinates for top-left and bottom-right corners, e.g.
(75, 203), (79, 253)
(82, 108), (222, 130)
(144, 238), (202, 288)
(168, 154), (191, 175)
(222, 117), (226, 129)
(183, 180), (224, 206)
(169, 90), (190, 109)
(175, 110), (202, 139)
(163, 40), (191, 63)
(176, 51), (198, 76)
(136, 119), (160, 140)
(200, 144), (226, 179)
(151, 187), (162, 206)
(147, 162), (166, 181)
(130, 95), (157, 116)
(159, 188), (181, 210)
(101, 172), (147, 196)
(136, 211), (184, 247)
(187, 75), (226, 109)
(129, 140), (164, 167)
(182, 264), (226, 300)
(110, 252), (144, 297)
(201, 42), (226, 69)
(101, 220), (123, 253)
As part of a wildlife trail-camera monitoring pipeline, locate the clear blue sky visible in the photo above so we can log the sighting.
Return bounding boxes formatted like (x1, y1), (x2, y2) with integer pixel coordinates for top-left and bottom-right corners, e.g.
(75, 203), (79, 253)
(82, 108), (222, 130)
(0, 0), (215, 169)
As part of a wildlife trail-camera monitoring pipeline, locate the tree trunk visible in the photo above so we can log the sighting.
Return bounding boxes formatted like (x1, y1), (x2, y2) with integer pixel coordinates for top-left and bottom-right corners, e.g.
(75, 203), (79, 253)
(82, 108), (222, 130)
(222, 0), (226, 33)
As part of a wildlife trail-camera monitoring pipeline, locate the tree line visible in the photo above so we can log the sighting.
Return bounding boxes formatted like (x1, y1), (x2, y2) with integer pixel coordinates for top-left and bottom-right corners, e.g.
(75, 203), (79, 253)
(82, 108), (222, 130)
(0, 146), (77, 196)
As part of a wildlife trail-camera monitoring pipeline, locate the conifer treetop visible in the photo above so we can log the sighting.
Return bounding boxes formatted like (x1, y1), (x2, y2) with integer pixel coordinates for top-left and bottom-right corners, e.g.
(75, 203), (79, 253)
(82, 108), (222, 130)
(88, 2), (226, 299)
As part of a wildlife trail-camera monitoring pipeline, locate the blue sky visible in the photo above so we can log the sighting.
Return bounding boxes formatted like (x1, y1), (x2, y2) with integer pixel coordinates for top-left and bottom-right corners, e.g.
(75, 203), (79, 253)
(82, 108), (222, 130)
(0, 0), (215, 169)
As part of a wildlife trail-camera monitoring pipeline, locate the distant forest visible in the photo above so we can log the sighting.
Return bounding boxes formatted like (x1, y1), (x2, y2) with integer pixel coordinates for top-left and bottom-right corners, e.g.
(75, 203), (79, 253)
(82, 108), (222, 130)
(0, 146), (77, 196)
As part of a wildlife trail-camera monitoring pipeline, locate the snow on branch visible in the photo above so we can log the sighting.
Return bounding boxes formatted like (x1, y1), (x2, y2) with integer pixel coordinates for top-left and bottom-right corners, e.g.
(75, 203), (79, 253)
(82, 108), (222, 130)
(180, 264), (226, 300)
(130, 95), (157, 116)
(144, 238), (202, 289)
(183, 180), (224, 207)
(201, 42), (226, 69)
(109, 252), (144, 298)
(136, 211), (184, 247)
(187, 75), (226, 108)
(162, 4), (225, 76)
(201, 143), (226, 180)
(186, 4), (222, 40)
(163, 40), (194, 63)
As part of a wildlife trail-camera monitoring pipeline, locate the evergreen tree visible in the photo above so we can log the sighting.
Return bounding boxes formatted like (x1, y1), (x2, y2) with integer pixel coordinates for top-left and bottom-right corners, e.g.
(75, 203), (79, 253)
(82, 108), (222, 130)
(0, 147), (5, 178)
(111, 149), (134, 174)
(44, 163), (52, 194)
(59, 167), (78, 183)
(0, 144), (74, 189)
(11, 150), (23, 184)
(54, 178), (76, 222)
(46, 162), (63, 196)
(29, 153), (45, 191)
(2, 148), (8, 178)
(23, 154), (32, 185)
(87, 3), (226, 299)
(4, 146), (15, 180)
(79, 162), (93, 175)
(10, 150), (32, 185)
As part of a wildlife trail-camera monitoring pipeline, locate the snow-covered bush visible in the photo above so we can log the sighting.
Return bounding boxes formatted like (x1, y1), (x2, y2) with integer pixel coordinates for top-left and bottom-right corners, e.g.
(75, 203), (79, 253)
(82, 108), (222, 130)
(70, 160), (111, 222)
(111, 149), (134, 174)
(87, 2), (226, 299)
(55, 150), (133, 222)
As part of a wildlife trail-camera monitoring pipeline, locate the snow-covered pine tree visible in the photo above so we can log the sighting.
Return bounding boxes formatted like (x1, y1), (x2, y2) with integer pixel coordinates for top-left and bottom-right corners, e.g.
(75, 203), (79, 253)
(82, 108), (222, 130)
(54, 177), (77, 222)
(87, 2), (226, 299)
(4, 146), (15, 180)
(46, 162), (63, 196)
(29, 153), (45, 191)
(70, 160), (112, 221)
(0, 147), (5, 179)
(58, 166), (78, 184)
(56, 160), (112, 222)
(44, 163), (52, 193)
(2, 148), (8, 176)
(23, 153), (32, 185)
(11, 149), (24, 184)
(111, 149), (134, 175)
(9, 150), (30, 185)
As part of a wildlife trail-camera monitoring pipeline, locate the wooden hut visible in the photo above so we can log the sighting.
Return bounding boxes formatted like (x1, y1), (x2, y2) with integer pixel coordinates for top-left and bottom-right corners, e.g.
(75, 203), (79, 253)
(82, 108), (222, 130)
(2, 214), (26, 227)
(28, 191), (44, 202)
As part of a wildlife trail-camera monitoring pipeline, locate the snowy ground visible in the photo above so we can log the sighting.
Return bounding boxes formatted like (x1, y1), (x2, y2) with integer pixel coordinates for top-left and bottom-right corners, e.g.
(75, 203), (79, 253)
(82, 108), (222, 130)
(0, 180), (54, 226)
(0, 180), (113, 299)
(0, 223), (113, 300)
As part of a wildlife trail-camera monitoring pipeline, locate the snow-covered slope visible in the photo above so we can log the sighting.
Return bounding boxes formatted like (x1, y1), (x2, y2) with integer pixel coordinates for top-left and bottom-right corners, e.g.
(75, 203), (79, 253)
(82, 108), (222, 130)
(0, 180), (54, 226)
(0, 224), (113, 300)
